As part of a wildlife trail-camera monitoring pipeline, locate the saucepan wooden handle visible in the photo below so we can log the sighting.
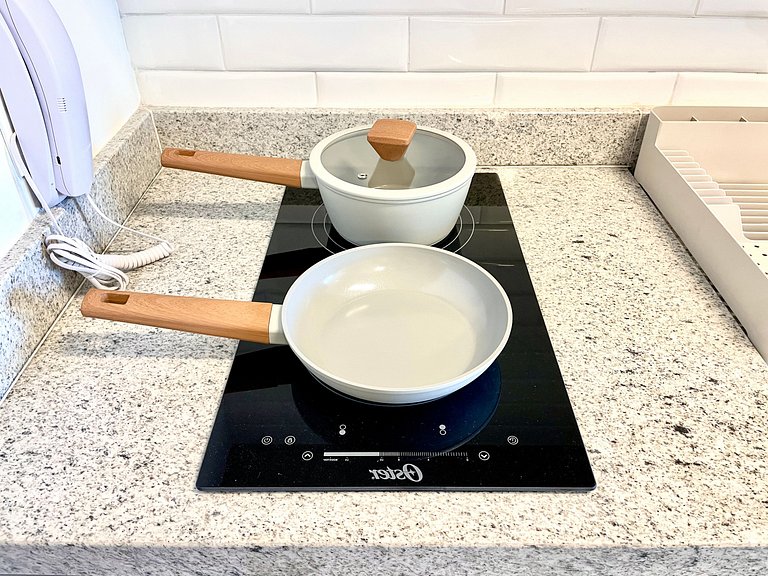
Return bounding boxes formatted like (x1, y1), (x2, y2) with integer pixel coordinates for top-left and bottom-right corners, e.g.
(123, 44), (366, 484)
(367, 119), (417, 161)
(81, 289), (276, 344)
(161, 148), (303, 188)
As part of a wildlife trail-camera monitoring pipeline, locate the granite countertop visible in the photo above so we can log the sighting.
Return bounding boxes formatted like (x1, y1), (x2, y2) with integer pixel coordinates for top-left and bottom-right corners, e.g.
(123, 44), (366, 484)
(1, 165), (767, 575)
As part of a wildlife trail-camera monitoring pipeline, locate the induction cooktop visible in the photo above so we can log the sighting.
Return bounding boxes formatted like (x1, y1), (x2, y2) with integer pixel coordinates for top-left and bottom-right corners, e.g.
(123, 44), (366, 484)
(196, 173), (596, 491)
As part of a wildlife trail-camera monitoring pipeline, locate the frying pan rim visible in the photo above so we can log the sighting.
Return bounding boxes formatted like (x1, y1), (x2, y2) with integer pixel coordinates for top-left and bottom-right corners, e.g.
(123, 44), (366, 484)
(280, 243), (513, 398)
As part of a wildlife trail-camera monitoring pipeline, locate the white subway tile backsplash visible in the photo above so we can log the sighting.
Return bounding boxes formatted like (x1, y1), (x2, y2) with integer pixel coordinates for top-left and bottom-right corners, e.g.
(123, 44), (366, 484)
(317, 72), (495, 107)
(220, 16), (408, 71)
(119, 5), (768, 110)
(312, 1), (504, 14)
(410, 17), (600, 71)
(137, 71), (316, 107)
(593, 17), (768, 72)
(697, 1), (768, 17)
(495, 72), (676, 107)
(118, 1), (310, 14)
(671, 73), (768, 106)
(505, 1), (696, 15)
(121, 15), (224, 70)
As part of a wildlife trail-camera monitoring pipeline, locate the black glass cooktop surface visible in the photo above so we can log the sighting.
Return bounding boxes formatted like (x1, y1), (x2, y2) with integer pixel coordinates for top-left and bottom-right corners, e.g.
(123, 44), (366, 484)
(197, 173), (595, 491)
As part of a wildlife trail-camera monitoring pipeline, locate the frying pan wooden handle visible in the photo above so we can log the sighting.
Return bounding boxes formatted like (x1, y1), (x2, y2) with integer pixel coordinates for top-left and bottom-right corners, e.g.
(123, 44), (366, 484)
(161, 148), (303, 188)
(367, 119), (417, 161)
(81, 289), (277, 344)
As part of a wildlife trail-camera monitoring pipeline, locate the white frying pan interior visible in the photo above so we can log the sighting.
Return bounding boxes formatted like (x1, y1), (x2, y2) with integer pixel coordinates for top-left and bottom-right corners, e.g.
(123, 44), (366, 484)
(280, 244), (512, 404)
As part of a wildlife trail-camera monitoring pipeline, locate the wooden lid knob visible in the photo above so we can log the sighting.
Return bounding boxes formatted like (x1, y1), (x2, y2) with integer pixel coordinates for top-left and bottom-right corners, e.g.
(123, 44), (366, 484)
(367, 119), (417, 161)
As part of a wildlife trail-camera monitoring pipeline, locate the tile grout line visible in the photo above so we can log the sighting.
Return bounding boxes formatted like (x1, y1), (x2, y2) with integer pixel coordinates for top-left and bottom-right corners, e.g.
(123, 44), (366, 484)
(669, 72), (682, 105)
(215, 14), (227, 71)
(406, 16), (411, 72)
(589, 16), (603, 72)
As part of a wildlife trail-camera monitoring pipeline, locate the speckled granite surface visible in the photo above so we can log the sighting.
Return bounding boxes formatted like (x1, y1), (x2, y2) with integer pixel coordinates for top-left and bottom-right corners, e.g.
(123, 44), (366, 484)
(152, 108), (643, 167)
(1, 165), (766, 575)
(0, 109), (160, 400)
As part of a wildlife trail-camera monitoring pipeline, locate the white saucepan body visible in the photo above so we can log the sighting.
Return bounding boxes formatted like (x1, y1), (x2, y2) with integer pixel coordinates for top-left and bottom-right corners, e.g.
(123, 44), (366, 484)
(276, 243), (512, 404)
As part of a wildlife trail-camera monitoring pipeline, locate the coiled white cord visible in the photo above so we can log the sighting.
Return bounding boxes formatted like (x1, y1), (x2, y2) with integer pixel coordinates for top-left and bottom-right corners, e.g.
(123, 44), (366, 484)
(7, 131), (174, 290)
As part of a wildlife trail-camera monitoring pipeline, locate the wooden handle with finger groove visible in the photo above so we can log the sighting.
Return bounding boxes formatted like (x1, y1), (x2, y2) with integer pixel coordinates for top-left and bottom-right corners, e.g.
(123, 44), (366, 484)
(81, 289), (276, 344)
(161, 148), (303, 187)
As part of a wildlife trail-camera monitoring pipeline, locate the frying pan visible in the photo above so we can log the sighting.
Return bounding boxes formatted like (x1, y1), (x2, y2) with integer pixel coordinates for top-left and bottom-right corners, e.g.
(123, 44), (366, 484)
(80, 244), (512, 404)
(160, 120), (477, 246)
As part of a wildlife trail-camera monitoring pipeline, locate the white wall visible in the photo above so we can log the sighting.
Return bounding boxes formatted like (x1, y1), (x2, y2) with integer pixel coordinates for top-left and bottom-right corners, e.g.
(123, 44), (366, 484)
(0, 0), (140, 258)
(118, 0), (768, 108)
(50, 0), (140, 153)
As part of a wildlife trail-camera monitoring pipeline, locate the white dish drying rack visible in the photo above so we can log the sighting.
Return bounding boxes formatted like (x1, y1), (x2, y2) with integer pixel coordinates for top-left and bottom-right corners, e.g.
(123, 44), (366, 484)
(634, 106), (768, 363)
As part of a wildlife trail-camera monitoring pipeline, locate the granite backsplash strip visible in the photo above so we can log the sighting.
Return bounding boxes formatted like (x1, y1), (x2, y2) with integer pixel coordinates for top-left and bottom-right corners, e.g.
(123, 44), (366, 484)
(151, 108), (645, 167)
(0, 109), (160, 399)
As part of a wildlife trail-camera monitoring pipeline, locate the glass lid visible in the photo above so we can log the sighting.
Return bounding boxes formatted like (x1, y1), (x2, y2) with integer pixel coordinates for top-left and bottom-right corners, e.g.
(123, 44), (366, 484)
(318, 128), (467, 190)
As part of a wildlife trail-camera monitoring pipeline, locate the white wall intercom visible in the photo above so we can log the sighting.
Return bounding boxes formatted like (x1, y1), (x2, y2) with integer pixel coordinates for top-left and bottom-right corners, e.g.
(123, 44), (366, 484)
(0, 0), (172, 289)
(0, 0), (92, 207)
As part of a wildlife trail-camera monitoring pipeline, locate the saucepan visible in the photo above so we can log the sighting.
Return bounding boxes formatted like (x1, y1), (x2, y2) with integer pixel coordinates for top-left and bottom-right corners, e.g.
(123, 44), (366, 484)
(81, 244), (512, 404)
(160, 120), (477, 246)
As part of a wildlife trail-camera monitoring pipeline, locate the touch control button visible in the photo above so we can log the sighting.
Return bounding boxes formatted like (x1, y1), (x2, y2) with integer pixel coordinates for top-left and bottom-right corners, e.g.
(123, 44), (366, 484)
(478, 451), (490, 461)
(284, 436), (296, 445)
(507, 435), (519, 446)
(302, 451), (313, 461)
(261, 436), (273, 446)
